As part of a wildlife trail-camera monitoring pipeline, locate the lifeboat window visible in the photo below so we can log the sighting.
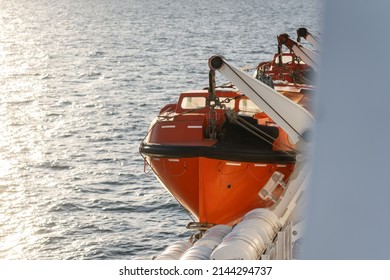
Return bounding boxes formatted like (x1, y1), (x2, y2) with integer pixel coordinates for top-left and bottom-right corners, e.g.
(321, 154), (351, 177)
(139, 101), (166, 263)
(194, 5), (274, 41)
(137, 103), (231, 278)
(239, 99), (263, 115)
(280, 55), (293, 64)
(181, 97), (206, 109)
(280, 54), (306, 65)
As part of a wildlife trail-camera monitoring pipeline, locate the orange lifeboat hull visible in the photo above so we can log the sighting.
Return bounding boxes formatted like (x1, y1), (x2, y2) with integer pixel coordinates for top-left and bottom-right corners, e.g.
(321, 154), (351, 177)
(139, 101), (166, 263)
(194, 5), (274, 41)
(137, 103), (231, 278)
(146, 155), (294, 225)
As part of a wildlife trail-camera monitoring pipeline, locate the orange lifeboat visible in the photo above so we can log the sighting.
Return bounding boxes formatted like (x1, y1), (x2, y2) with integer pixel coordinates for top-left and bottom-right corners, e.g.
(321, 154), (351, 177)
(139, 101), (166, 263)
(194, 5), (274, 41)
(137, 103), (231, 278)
(139, 33), (315, 226)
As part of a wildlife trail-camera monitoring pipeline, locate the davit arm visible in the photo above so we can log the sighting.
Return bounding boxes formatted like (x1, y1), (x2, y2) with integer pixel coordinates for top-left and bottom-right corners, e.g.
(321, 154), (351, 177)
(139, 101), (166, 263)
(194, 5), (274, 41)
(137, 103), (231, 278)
(277, 33), (320, 71)
(208, 55), (314, 145)
(297, 27), (320, 49)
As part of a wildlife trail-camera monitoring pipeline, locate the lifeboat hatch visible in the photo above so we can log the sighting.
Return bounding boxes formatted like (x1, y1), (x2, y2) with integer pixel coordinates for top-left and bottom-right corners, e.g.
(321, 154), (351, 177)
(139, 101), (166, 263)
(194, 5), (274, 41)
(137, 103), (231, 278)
(258, 171), (286, 201)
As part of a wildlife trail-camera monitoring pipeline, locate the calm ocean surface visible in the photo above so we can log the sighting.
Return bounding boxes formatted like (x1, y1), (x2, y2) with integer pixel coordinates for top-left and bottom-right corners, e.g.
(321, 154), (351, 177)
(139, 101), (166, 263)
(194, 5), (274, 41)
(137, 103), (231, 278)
(0, 0), (322, 259)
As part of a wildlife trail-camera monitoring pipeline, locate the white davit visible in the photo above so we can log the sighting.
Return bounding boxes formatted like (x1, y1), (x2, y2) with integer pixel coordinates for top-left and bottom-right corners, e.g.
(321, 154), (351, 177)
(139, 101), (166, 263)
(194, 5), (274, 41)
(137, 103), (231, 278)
(208, 55), (314, 145)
